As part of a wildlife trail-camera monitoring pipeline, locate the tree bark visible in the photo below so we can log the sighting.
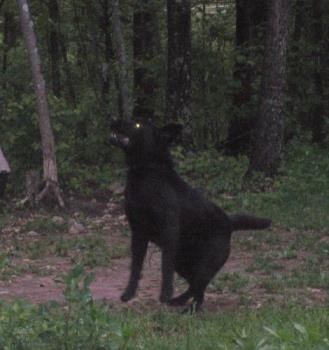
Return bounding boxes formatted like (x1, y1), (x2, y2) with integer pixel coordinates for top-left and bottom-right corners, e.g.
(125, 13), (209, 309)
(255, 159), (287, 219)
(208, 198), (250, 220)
(166, 0), (191, 124)
(0, 147), (10, 198)
(133, 0), (156, 120)
(248, 0), (290, 177)
(111, 0), (131, 121)
(310, 0), (325, 144)
(17, 0), (64, 207)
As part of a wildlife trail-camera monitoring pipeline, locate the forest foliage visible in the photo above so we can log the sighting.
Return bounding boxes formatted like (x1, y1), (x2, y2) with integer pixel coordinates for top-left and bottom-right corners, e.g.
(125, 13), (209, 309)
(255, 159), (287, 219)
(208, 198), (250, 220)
(0, 0), (328, 194)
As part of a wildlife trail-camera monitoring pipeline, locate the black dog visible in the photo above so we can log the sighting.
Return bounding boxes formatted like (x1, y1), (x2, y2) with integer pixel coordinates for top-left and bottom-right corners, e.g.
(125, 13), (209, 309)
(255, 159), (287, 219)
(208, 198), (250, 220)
(110, 120), (271, 311)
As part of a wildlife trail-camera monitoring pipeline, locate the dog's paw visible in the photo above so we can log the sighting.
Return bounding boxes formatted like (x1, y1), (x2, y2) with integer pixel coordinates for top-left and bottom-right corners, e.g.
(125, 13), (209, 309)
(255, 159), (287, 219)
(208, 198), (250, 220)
(168, 296), (188, 307)
(159, 289), (173, 303)
(159, 294), (170, 303)
(120, 290), (135, 302)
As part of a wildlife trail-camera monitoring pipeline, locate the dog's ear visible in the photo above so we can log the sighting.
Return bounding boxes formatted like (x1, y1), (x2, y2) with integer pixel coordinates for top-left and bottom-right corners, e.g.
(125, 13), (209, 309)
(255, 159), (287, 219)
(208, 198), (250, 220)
(161, 124), (183, 143)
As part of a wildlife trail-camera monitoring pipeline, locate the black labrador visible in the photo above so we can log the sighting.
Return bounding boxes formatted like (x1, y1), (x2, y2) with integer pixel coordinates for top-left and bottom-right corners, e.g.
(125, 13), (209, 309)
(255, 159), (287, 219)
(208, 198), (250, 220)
(110, 119), (271, 311)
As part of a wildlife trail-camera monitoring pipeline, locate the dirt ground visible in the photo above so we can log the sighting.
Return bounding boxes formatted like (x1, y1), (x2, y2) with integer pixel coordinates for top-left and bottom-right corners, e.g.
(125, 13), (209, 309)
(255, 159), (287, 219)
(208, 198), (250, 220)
(0, 200), (328, 312)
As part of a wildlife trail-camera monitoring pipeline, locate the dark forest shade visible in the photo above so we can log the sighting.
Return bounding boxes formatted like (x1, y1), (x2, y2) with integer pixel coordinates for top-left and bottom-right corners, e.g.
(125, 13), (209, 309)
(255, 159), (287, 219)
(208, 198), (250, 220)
(226, 0), (267, 156)
(166, 0), (191, 124)
(133, 0), (156, 120)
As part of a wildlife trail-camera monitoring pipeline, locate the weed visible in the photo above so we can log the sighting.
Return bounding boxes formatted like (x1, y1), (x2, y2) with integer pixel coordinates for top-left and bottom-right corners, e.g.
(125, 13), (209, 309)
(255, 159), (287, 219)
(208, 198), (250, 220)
(210, 272), (250, 293)
(247, 254), (285, 273)
(23, 217), (68, 235)
(0, 252), (26, 280)
(316, 240), (329, 258)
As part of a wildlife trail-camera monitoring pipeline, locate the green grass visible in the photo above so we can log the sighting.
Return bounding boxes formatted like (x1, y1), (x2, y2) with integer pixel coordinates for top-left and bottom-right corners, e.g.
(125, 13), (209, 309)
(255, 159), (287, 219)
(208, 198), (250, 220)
(246, 254), (285, 273)
(210, 272), (250, 293)
(0, 266), (328, 350)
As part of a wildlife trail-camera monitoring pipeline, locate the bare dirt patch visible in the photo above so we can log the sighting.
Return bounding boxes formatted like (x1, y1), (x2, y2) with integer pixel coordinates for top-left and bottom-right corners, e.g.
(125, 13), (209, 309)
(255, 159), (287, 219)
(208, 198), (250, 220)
(0, 201), (328, 312)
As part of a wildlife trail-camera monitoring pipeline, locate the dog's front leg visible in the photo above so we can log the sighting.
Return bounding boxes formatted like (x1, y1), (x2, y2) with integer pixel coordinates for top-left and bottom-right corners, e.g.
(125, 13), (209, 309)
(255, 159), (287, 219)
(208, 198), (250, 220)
(121, 234), (148, 302)
(159, 233), (176, 303)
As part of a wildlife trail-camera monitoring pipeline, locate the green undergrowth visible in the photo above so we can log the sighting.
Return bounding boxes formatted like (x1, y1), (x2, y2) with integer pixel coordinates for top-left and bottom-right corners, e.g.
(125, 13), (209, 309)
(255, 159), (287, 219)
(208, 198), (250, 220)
(176, 139), (329, 230)
(0, 266), (328, 350)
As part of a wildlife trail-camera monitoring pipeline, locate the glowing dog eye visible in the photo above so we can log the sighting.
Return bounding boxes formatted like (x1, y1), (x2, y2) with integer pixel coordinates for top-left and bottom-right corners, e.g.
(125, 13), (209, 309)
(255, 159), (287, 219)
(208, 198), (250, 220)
(135, 123), (141, 128)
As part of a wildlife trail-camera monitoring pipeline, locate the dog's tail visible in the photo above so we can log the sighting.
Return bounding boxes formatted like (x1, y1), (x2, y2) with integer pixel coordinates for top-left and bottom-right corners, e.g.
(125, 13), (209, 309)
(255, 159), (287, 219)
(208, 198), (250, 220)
(230, 214), (271, 231)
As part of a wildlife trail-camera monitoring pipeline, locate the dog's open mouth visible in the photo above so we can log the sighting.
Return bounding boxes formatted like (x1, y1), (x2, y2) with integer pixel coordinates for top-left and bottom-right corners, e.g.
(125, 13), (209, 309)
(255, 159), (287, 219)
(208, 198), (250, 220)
(110, 131), (130, 148)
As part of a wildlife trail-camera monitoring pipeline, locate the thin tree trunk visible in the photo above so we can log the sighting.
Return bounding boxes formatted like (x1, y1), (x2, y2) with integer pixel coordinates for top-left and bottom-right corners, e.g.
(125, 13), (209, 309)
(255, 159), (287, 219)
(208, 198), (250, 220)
(166, 0), (191, 124)
(48, 0), (61, 97)
(0, 0), (5, 10)
(0, 147), (10, 198)
(133, 0), (156, 120)
(0, 147), (10, 173)
(111, 0), (131, 121)
(99, 0), (113, 115)
(2, 10), (16, 90)
(60, 37), (77, 107)
(17, 0), (64, 207)
(248, 0), (290, 177)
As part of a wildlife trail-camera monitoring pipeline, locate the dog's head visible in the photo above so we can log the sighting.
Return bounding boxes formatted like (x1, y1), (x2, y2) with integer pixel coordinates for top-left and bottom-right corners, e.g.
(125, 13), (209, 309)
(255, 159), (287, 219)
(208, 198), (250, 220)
(110, 119), (182, 166)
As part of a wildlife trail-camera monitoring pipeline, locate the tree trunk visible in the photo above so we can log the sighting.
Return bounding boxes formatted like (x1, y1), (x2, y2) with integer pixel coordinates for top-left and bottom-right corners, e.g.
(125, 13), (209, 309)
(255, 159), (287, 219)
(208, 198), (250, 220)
(0, 147), (10, 198)
(133, 0), (156, 120)
(111, 0), (131, 121)
(286, 0), (307, 134)
(48, 0), (61, 97)
(60, 37), (77, 107)
(310, 0), (325, 144)
(166, 0), (191, 124)
(226, 0), (267, 156)
(2, 9), (16, 90)
(248, 0), (290, 177)
(99, 0), (113, 115)
(17, 0), (64, 207)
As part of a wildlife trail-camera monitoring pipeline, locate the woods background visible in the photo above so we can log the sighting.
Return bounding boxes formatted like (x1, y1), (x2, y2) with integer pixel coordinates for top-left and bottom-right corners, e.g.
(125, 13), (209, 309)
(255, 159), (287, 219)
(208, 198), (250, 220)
(0, 0), (328, 197)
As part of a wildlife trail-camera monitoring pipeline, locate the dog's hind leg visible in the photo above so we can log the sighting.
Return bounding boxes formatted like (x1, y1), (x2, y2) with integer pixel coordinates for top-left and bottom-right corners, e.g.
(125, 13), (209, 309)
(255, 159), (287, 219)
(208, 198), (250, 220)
(121, 234), (148, 302)
(185, 236), (231, 312)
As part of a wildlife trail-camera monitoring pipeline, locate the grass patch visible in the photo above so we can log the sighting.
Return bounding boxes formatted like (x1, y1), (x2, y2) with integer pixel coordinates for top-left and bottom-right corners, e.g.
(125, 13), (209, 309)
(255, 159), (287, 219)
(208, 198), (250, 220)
(24, 235), (127, 268)
(222, 142), (329, 231)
